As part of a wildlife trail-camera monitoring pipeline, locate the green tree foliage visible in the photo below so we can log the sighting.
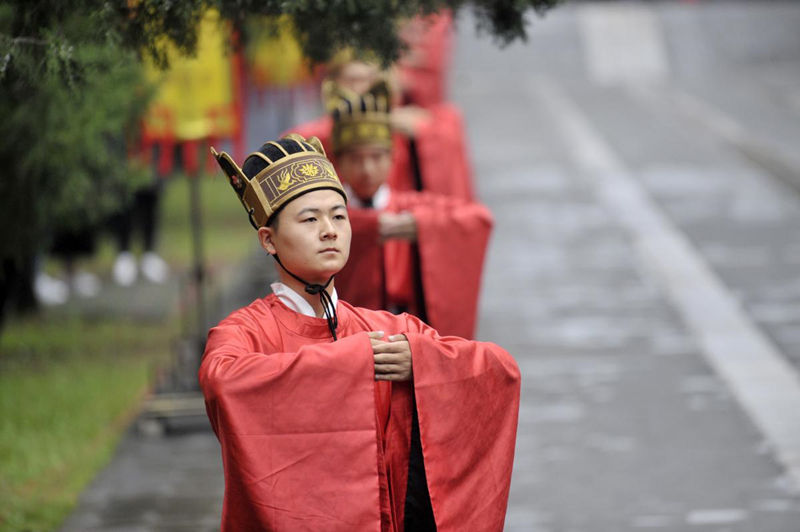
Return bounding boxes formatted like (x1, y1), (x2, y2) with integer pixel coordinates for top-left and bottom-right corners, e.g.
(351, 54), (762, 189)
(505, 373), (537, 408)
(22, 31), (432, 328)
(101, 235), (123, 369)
(0, 3), (153, 290)
(217, 0), (561, 66)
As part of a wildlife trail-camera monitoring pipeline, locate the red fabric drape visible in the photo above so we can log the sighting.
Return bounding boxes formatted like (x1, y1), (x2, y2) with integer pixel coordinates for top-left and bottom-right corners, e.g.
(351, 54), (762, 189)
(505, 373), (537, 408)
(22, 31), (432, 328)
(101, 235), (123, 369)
(199, 295), (519, 531)
(335, 191), (493, 339)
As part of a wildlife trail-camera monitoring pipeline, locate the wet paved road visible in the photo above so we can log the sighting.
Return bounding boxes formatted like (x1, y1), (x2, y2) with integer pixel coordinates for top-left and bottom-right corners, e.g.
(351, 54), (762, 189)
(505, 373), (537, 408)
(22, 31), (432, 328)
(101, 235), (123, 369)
(456, 2), (800, 530)
(61, 2), (800, 530)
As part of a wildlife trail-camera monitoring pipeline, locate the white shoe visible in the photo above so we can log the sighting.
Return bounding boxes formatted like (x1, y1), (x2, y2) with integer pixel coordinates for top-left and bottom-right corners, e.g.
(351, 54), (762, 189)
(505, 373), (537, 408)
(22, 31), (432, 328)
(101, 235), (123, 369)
(140, 252), (168, 284)
(34, 272), (69, 305)
(71, 271), (101, 298)
(112, 252), (137, 286)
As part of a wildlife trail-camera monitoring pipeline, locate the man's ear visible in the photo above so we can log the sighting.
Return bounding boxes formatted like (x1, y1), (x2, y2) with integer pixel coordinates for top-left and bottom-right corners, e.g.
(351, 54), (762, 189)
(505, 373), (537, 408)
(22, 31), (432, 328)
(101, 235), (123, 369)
(257, 226), (277, 256)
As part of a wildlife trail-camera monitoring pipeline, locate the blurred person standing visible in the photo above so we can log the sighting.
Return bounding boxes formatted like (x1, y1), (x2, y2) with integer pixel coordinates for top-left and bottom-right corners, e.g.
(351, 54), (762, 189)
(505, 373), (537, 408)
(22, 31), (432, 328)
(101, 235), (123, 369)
(391, 11), (475, 200)
(330, 83), (492, 340)
(110, 167), (169, 286)
(33, 224), (102, 305)
(288, 27), (474, 200)
(395, 12), (453, 109)
(286, 49), (379, 152)
(109, 174), (168, 286)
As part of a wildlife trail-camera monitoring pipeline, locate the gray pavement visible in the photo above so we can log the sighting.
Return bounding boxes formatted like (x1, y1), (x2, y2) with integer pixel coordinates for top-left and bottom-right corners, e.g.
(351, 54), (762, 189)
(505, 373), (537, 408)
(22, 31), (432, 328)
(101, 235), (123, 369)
(59, 429), (223, 532)
(61, 2), (800, 531)
(456, 2), (800, 530)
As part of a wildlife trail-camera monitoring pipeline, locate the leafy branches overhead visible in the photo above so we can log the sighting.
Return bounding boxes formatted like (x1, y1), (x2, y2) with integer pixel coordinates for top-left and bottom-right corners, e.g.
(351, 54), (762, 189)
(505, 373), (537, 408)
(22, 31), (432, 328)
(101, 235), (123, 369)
(471, 0), (560, 46)
(105, 0), (208, 69)
(217, 0), (562, 65)
(2, 0), (561, 79)
(0, 1), (208, 83)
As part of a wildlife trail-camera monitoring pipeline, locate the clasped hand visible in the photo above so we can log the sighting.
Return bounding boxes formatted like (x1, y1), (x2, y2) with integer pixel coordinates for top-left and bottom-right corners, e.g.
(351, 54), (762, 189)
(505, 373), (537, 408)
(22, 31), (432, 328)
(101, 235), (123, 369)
(378, 212), (417, 242)
(368, 331), (412, 381)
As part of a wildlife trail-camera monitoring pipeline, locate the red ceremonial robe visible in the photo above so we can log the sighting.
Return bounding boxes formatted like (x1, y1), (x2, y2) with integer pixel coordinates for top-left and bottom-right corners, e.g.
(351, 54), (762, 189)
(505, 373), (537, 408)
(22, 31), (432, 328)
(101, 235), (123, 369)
(199, 295), (520, 531)
(390, 103), (474, 200)
(285, 106), (474, 201)
(288, 115), (334, 156)
(397, 12), (454, 108)
(335, 191), (492, 340)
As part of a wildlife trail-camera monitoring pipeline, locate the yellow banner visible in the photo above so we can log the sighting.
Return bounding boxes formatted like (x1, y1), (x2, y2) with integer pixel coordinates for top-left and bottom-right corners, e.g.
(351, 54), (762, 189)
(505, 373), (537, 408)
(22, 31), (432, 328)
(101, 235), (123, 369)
(247, 16), (315, 88)
(142, 9), (238, 142)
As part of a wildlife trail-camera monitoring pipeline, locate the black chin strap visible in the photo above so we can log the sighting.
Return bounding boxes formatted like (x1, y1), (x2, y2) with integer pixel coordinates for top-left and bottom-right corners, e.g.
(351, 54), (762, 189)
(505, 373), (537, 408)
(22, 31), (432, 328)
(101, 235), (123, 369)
(272, 255), (338, 341)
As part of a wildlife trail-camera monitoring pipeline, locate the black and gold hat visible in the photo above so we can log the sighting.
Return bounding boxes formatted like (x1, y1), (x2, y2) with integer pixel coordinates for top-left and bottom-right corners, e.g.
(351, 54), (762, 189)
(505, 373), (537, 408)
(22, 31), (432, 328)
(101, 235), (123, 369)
(211, 134), (347, 229)
(331, 80), (393, 154)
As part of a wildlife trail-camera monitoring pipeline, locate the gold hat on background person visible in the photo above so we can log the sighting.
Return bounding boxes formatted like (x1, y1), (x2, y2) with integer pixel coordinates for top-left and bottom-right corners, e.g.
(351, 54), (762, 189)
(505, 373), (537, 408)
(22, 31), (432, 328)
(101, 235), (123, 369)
(211, 134), (347, 229)
(321, 79), (360, 112)
(331, 80), (393, 155)
(321, 70), (397, 112)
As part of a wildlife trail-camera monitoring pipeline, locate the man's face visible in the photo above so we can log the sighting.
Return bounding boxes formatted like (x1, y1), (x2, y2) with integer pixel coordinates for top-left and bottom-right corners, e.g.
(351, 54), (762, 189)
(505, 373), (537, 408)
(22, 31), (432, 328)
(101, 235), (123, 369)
(258, 189), (351, 284)
(335, 61), (379, 95)
(336, 145), (392, 201)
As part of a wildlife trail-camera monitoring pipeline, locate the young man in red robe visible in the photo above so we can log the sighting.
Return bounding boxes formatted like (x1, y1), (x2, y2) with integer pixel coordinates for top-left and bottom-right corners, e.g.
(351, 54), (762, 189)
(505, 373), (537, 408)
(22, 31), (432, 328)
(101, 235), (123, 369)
(288, 49), (474, 200)
(329, 84), (492, 340)
(201, 134), (520, 531)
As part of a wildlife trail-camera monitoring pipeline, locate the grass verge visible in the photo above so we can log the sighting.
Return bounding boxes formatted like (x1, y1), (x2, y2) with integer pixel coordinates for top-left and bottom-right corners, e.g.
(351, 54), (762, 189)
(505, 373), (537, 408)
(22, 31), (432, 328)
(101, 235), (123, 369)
(0, 317), (172, 531)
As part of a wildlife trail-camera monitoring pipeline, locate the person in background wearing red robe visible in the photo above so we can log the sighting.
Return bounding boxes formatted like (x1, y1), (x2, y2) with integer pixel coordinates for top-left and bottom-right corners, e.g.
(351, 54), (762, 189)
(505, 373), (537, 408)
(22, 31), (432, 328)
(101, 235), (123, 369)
(391, 11), (476, 200)
(330, 83), (492, 340)
(395, 12), (453, 109)
(201, 134), (520, 531)
(287, 50), (379, 153)
(288, 40), (474, 200)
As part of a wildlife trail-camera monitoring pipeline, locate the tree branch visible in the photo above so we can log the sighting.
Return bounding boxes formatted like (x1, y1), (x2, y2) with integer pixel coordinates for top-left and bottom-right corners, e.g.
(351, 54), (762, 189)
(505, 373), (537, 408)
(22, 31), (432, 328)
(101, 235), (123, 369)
(0, 35), (51, 47)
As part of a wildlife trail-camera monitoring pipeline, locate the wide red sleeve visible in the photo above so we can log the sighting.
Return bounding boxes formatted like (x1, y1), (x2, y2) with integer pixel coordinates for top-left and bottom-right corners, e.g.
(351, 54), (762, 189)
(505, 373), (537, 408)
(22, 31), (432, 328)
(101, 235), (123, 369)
(395, 193), (493, 339)
(389, 106), (474, 201)
(413, 104), (475, 201)
(198, 315), (382, 532)
(404, 315), (520, 532)
(334, 208), (385, 310)
(387, 133), (417, 194)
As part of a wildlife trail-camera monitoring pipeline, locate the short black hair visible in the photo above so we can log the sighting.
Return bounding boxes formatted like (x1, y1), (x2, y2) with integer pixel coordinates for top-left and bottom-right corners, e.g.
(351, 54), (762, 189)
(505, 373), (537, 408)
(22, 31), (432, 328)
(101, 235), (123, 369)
(267, 211), (280, 231)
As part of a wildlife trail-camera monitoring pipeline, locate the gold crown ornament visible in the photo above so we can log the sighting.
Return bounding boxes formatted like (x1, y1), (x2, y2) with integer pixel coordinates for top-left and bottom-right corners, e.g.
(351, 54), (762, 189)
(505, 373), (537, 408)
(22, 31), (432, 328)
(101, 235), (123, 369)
(211, 134), (346, 229)
(321, 78), (360, 112)
(331, 80), (393, 154)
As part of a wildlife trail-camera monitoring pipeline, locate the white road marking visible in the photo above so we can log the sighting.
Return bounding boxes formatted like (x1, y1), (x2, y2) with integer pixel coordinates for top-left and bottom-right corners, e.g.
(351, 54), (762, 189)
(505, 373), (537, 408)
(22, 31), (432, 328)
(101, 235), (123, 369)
(577, 2), (669, 86)
(534, 76), (800, 490)
(686, 508), (749, 525)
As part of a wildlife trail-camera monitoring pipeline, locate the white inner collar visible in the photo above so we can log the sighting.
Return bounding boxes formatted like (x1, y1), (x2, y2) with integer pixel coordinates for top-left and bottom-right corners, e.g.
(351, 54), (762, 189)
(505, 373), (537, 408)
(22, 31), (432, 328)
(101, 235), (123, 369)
(271, 281), (338, 318)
